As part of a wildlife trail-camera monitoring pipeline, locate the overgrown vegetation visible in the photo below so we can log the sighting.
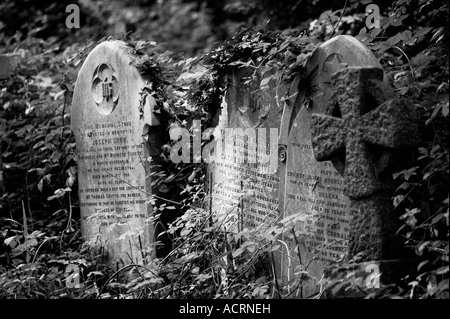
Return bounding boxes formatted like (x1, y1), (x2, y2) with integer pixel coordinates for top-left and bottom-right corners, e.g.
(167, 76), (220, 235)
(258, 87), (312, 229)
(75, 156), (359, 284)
(0, 0), (448, 299)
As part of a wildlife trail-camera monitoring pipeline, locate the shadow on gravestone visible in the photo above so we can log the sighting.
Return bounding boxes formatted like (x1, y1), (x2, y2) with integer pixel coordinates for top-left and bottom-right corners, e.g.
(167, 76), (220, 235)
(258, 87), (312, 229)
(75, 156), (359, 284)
(277, 35), (417, 298)
(71, 40), (171, 267)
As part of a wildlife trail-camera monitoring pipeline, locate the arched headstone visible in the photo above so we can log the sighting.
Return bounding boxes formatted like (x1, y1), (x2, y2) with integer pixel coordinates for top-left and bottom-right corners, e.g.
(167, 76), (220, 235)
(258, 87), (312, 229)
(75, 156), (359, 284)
(209, 67), (283, 233)
(277, 35), (394, 296)
(72, 41), (165, 266)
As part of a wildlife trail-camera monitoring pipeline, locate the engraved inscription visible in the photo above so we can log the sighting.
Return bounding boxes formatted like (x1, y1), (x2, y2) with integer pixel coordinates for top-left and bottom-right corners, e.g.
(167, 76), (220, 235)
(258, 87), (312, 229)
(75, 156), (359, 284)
(78, 120), (146, 226)
(212, 128), (279, 230)
(286, 145), (350, 263)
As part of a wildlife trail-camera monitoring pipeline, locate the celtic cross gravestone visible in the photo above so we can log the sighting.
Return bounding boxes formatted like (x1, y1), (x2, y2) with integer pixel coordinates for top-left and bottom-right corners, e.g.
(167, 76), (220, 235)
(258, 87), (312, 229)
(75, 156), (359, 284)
(274, 34), (416, 296)
(310, 66), (418, 290)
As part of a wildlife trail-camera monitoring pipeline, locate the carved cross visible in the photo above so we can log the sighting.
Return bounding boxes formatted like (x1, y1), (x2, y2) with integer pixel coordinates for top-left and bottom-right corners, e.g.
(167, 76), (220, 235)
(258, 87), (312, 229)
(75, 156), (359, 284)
(102, 78), (114, 100)
(92, 63), (119, 115)
(310, 66), (417, 199)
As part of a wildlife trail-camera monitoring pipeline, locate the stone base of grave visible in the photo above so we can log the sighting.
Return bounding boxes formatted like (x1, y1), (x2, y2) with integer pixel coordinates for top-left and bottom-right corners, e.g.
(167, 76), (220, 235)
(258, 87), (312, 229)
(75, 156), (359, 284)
(322, 258), (418, 298)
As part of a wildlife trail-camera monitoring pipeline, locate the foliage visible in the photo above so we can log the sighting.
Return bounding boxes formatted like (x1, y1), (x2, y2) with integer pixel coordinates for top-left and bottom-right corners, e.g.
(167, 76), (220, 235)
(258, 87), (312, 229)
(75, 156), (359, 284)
(0, 9), (113, 298)
(0, 0), (106, 46)
(0, 0), (448, 299)
(325, 0), (449, 299)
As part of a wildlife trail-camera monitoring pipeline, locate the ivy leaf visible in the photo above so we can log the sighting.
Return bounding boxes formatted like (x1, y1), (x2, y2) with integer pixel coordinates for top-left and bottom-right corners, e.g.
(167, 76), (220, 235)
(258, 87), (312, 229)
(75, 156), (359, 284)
(441, 102), (449, 117)
(164, 174), (176, 183)
(370, 28), (381, 39)
(413, 27), (433, 43)
(232, 246), (245, 258)
(52, 90), (66, 101)
(430, 212), (446, 226)
(158, 184), (170, 193)
(425, 103), (444, 125)
(4, 235), (21, 248)
(415, 241), (429, 256)
(393, 195), (405, 208)
(260, 76), (272, 87)
(47, 187), (71, 200)
(396, 182), (411, 192)
(436, 266), (449, 275)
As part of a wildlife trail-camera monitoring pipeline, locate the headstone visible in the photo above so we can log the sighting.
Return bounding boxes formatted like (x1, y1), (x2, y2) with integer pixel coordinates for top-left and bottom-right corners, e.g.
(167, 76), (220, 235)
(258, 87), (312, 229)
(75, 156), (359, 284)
(278, 35), (417, 296)
(277, 35), (390, 296)
(71, 41), (165, 266)
(310, 66), (417, 294)
(208, 67), (283, 233)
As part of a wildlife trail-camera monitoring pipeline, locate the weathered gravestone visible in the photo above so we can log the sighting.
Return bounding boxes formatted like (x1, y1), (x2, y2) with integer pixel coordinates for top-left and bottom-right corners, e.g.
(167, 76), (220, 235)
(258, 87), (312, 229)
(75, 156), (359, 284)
(209, 35), (417, 297)
(278, 35), (417, 296)
(72, 41), (167, 266)
(208, 67), (282, 234)
(310, 67), (418, 294)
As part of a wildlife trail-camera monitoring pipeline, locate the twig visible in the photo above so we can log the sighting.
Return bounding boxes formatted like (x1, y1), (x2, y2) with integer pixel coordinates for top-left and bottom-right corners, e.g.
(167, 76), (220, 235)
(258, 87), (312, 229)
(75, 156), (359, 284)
(305, 239), (345, 272)
(24, 144), (33, 232)
(96, 264), (158, 298)
(31, 237), (54, 264)
(65, 228), (81, 248)
(62, 91), (67, 134)
(65, 191), (73, 233)
(392, 45), (415, 80)
(138, 235), (146, 265)
(270, 252), (282, 299)
(329, 0), (348, 40)
(291, 228), (303, 298)
(116, 262), (120, 299)
(102, 169), (181, 205)
(21, 200), (30, 264)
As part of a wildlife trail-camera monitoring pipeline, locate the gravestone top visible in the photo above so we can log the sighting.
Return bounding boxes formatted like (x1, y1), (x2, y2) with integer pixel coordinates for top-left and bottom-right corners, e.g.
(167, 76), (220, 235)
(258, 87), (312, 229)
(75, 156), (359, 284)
(72, 40), (160, 266)
(208, 65), (283, 234)
(311, 66), (417, 199)
(225, 68), (274, 129)
(310, 65), (418, 263)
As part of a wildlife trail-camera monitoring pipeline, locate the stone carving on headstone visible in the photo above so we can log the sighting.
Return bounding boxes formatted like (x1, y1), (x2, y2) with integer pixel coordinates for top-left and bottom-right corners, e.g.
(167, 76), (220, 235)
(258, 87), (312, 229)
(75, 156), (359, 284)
(226, 69), (273, 129)
(206, 35), (417, 298)
(276, 35), (412, 297)
(72, 41), (166, 266)
(310, 66), (418, 291)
